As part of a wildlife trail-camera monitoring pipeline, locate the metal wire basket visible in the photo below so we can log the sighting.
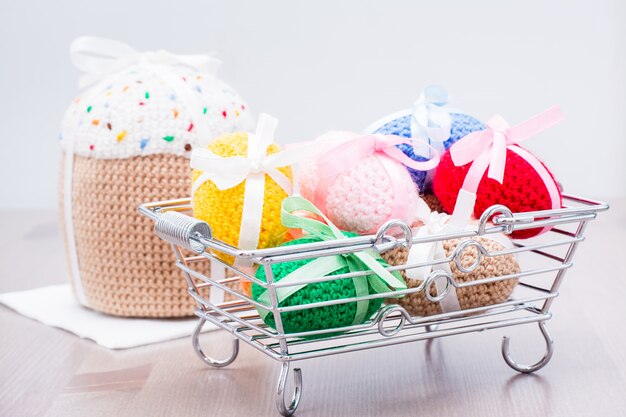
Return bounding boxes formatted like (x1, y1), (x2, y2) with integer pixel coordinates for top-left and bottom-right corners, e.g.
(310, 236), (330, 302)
(138, 194), (608, 416)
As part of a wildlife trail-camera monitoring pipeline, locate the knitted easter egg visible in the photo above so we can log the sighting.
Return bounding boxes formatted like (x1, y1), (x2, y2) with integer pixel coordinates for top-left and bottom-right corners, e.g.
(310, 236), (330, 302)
(252, 233), (402, 334)
(382, 235), (519, 317)
(421, 192), (445, 213)
(364, 86), (484, 192)
(433, 147), (562, 239)
(191, 131), (292, 263)
(369, 113), (483, 191)
(59, 37), (253, 317)
(298, 132), (423, 235)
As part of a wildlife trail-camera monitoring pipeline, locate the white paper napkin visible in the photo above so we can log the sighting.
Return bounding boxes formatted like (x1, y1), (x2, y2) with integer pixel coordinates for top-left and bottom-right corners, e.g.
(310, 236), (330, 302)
(0, 284), (214, 349)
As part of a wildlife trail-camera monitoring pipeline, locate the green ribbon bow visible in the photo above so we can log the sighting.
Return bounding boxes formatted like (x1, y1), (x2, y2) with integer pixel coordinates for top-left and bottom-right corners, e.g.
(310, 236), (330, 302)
(256, 196), (407, 325)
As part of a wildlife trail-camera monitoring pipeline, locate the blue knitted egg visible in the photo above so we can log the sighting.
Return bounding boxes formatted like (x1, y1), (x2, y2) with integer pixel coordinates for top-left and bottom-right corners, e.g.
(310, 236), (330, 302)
(372, 112), (484, 192)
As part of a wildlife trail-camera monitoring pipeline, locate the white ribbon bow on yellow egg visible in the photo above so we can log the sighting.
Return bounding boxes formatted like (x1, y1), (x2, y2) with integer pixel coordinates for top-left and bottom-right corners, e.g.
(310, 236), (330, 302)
(191, 116), (293, 195)
(190, 113), (321, 253)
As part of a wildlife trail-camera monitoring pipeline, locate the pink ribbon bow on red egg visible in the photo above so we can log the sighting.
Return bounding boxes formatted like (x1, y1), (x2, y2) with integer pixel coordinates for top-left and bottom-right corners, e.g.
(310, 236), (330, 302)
(450, 105), (564, 191)
(446, 106), (564, 235)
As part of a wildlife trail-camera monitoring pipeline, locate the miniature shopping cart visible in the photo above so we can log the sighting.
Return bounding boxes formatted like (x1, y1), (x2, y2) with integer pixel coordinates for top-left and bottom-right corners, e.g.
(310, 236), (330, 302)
(138, 194), (608, 416)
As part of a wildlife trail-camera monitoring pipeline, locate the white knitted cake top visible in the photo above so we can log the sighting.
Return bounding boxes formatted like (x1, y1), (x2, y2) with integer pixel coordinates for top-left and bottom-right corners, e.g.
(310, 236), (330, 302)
(60, 64), (253, 159)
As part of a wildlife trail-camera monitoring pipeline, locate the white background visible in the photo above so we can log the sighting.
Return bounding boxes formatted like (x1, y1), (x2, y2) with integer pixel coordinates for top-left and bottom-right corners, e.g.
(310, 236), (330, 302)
(1, 0), (624, 210)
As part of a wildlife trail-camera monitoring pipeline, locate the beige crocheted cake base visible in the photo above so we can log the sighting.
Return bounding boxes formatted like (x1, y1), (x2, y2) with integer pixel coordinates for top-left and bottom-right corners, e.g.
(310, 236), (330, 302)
(382, 236), (520, 317)
(59, 153), (241, 318)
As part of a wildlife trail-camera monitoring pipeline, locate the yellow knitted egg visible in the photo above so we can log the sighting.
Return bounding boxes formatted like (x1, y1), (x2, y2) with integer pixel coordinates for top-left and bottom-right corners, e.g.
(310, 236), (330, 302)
(191, 131), (293, 263)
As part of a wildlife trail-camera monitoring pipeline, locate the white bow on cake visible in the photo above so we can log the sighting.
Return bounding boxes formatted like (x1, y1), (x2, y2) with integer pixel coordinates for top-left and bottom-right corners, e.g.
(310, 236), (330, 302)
(70, 36), (221, 88)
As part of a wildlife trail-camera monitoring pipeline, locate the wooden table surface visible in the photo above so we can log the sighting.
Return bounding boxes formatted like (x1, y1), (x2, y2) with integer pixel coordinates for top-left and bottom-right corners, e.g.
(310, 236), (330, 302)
(1, 202), (625, 417)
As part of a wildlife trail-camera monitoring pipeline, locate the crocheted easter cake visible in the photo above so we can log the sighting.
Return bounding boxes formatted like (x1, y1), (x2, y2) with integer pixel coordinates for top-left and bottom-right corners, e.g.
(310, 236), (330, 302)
(60, 37), (253, 317)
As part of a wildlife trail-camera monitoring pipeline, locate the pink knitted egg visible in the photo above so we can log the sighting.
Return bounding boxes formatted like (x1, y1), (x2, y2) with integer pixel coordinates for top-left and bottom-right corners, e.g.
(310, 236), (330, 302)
(298, 132), (434, 235)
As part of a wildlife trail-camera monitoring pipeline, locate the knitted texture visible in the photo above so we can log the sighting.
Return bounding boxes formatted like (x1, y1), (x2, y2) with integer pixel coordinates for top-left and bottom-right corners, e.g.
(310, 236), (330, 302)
(60, 66), (253, 159)
(252, 233), (400, 333)
(59, 153), (240, 317)
(422, 193), (445, 213)
(433, 147), (562, 239)
(192, 132), (292, 263)
(372, 113), (484, 191)
(298, 153), (420, 235)
(382, 236), (519, 316)
(59, 60), (252, 316)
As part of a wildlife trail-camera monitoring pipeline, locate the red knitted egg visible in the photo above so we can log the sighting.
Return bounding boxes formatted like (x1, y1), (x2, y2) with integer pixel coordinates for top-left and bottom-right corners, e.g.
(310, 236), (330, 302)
(433, 147), (562, 239)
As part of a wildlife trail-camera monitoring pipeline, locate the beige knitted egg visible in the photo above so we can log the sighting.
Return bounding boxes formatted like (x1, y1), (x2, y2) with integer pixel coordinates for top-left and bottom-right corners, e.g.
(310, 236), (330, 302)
(382, 236), (520, 317)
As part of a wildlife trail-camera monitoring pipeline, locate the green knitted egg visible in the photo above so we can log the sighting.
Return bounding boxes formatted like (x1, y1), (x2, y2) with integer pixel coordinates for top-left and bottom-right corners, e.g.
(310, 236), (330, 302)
(252, 233), (401, 334)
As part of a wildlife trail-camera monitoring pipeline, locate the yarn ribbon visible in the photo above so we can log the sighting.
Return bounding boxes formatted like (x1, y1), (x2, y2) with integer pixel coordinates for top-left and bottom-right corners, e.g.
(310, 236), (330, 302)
(256, 196), (407, 327)
(407, 199), (517, 313)
(411, 85), (453, 147)
(405, 199), (461, 313)
(449, 106), (564, 229)
(190, 114), (320, 254)
(313, 133), (440, 225)
(70, 36), (221, 89)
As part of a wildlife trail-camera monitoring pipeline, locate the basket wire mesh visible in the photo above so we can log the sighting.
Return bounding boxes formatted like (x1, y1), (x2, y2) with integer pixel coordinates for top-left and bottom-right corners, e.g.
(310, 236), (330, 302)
(139, 194), (608, 416)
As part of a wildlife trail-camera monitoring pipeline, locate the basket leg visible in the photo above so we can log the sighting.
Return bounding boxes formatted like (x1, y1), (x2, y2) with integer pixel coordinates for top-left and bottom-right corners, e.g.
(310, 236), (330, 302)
(276, 362), (302, 417)
(192, 318), (239, 368)
(501, 321), (554, 373)
(425, 324), (439, 332)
